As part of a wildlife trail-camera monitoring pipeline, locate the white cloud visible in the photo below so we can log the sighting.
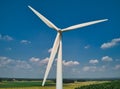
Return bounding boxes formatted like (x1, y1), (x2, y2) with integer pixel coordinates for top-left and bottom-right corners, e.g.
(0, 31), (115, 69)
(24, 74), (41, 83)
(82, 65), (108, 72)
(15, 60), (31, 69)
(114, 65), (120, 70)
(72, 68), (80, 73)
(4, 35), (13, 41)
(0, 34), (13, 41)
(0, 56), (49, 78)
(83, 66), (90, 71)
(0, 56), (31, 69)
(89, 59), (99, 64)
(29, 57), (49, 65)
(102, 56), (113, 62)
(99, 65), (106, 72)
(29, 57), (40, 62)
(40, 57), (49, 64)
(101, 38), (120, 49)
(20, 40), (31, 44)
(48, 48), (52, 53)
(63, 60), (80, 66)
(84, 45), (90, 49)
(0, 56), (13, 67)
(83, 66), (97, 72)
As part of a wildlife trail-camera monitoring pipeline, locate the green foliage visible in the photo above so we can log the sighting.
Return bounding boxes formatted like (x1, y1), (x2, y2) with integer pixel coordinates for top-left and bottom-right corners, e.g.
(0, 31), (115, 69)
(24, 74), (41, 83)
(75, 80), (120, 89)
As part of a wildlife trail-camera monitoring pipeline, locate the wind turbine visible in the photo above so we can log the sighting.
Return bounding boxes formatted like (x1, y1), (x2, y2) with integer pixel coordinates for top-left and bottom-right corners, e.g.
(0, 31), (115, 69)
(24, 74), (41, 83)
(28, 5), (108, 89)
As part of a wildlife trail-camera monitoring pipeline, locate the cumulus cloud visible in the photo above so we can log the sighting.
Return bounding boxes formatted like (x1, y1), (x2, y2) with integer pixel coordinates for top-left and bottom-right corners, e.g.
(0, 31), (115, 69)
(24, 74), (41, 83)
(89, 59), (99, 64)
(114, 65), (120, 70)
(83, 65), (108, 72)
(102, 56), (113, 62)
(83, 66), (97, 72)
(0, 56), (13, 67)
(84, 45), (90, 49)
(40, 57), (49, 64)
(20, 40), (31, 44)
(0, 56), (31, 69)
(0, 34), (13, 41)
(48, 48), (52, 53)
(72, 68), (80, 73)
(29, 57), (49, 65)
(101, 38), (120, 49)
(63, 60), (80, 66)
(15, 60), (31, 69)
(0, 56), (48, 74)
(99, 65), (106, 72)
(29, 57), (40, 62)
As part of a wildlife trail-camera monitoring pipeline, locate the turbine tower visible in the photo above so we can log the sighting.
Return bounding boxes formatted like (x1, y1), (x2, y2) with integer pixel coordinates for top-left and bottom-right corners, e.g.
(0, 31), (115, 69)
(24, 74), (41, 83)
(28, 6), (108, 89)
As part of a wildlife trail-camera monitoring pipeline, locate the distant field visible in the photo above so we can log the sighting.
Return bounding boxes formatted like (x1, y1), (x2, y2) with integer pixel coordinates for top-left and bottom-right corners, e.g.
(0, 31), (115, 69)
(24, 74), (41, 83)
(0, 80), (109, 89)
(75, 80), (120, 89)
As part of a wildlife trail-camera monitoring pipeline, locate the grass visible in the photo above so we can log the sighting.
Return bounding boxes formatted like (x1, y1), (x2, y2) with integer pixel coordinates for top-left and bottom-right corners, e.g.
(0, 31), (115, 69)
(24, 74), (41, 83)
(0, 80), (108, 89)
(0, 81), (106, 89)
(0, 80), (55, 88)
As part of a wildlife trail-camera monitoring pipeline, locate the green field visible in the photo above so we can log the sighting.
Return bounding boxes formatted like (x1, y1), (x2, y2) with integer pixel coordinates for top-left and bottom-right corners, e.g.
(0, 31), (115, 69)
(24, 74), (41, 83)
(0, 80), (108, 89)
(0, 80), (119, 89)
(75, 80), (120, 89)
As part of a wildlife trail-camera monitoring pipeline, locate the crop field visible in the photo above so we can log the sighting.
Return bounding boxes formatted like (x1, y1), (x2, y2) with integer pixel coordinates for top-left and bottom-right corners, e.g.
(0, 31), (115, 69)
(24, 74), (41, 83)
(0, 80), (110, 89)
(75, 80), (120, 89)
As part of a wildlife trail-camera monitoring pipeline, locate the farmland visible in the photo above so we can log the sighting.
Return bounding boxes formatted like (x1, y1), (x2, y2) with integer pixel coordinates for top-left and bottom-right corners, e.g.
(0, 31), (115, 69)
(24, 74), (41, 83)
(0, 79), (112, 89)
(75, 80), (120, 89)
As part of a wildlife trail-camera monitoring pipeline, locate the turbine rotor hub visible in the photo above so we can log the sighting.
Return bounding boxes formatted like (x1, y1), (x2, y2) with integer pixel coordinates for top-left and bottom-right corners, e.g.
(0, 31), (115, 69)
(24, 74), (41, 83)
(58, 29), (62, 34)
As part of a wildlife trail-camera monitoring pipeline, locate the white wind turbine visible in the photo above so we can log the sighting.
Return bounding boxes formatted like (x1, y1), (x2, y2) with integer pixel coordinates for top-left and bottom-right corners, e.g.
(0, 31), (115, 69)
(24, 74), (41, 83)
(28, 6), (108, 89)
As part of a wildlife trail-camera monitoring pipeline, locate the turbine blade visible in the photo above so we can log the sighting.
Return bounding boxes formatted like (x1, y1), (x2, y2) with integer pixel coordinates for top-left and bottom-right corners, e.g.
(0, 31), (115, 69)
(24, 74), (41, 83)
(62, 19), (108, 32)
(28, 5), (59, 31)
(42, 33), (60, 86)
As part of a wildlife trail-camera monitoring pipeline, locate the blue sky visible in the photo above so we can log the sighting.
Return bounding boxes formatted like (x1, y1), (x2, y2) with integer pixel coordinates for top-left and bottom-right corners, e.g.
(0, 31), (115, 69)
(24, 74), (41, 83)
(0, 0), (120, 79)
